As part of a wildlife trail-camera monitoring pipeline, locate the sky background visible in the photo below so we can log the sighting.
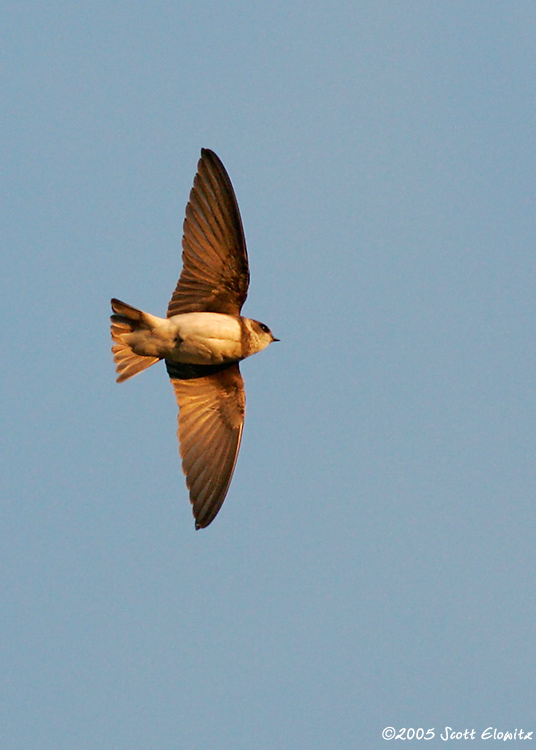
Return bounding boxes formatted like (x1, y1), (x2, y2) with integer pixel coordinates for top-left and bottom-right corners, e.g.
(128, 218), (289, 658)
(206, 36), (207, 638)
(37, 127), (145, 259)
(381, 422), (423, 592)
(2, 2), (536, 748)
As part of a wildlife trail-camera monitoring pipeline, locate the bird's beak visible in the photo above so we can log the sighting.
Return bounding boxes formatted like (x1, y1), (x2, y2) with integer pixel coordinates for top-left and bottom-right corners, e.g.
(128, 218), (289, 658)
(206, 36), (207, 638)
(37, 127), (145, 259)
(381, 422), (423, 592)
(272, 337), (280, 342)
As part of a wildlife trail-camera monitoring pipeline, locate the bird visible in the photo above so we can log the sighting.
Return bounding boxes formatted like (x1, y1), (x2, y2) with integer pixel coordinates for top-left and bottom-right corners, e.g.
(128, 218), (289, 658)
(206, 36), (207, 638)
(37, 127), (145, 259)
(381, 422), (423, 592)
(110, 148), (278, 529)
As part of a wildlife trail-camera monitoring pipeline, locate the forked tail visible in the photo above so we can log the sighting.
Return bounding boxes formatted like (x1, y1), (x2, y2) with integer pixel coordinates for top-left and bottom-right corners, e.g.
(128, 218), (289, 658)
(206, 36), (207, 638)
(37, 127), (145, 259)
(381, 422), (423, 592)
(110, 298), (160, 382)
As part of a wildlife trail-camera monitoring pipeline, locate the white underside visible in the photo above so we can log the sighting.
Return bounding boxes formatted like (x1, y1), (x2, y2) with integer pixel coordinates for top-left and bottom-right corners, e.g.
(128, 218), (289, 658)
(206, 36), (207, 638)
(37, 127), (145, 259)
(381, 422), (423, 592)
(126, 312), (244, 365)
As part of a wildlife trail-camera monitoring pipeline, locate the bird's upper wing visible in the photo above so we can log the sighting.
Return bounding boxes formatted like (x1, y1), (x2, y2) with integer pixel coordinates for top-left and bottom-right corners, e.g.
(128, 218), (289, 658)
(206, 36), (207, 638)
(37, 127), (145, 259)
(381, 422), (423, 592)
(166, 361), (245, 529)
(167, 149), (250, 317)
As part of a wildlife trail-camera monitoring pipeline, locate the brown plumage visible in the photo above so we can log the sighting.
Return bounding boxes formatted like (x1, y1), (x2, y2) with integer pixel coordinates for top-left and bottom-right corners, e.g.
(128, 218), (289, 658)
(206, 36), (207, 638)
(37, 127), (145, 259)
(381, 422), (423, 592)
(110, 149), (277, 529)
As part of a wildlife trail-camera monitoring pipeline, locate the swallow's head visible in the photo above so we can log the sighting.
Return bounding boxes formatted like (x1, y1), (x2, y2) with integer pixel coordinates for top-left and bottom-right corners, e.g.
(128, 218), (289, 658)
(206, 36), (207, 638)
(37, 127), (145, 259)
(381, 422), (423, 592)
(245, 318), (279, 354)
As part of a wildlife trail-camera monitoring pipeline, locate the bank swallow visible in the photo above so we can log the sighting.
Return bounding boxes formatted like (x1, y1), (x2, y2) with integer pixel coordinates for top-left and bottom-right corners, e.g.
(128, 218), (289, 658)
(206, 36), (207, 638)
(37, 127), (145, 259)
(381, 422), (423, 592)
(111, 149), (277, 529)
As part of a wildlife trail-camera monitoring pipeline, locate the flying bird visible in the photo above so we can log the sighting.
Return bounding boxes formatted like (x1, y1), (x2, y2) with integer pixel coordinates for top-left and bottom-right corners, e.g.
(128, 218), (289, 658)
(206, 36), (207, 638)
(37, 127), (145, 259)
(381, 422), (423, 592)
(110, 148), (278, 529)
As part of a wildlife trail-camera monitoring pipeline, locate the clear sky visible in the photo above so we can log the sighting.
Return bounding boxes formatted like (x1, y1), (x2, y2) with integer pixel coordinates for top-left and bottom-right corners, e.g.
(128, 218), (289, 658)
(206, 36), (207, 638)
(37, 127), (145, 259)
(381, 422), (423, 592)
(2, 2), (535, 748)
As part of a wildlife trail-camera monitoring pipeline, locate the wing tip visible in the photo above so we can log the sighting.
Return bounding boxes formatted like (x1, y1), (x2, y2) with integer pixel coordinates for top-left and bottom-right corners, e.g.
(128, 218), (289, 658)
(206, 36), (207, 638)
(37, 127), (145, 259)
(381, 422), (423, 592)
(193, 510), (219, 530)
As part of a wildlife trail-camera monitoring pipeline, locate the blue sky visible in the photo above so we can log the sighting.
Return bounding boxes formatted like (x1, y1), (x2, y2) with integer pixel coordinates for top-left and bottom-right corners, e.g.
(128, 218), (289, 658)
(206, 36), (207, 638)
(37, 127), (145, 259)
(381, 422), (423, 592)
(2, 2), (536, 748)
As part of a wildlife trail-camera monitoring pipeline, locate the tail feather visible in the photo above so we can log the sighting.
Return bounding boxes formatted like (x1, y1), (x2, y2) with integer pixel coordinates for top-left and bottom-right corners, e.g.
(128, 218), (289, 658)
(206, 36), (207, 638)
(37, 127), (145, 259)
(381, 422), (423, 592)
(110, 298), (159, 383)
(111, 298), (147, 323)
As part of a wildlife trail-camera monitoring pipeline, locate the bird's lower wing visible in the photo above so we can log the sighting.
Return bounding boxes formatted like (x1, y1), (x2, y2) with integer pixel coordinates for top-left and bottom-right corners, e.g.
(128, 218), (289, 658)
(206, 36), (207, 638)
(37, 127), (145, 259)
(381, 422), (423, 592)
(167, 362), (245, 529)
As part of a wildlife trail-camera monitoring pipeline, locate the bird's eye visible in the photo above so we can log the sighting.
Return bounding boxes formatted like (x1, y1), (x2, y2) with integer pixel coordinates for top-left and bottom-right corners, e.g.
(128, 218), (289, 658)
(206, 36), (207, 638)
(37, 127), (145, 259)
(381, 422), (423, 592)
(259, 323), (270, 333)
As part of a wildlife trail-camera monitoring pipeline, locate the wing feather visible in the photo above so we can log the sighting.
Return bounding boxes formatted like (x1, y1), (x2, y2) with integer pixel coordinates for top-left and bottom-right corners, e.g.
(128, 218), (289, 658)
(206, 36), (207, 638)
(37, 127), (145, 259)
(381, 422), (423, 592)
(168, 363), (245, 529)
(167, 149), (250, 317)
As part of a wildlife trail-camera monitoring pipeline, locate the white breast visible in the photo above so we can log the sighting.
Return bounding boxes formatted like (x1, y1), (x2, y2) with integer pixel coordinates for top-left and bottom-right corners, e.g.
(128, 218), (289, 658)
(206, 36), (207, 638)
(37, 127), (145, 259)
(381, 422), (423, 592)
(168, 312), (243, 365)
